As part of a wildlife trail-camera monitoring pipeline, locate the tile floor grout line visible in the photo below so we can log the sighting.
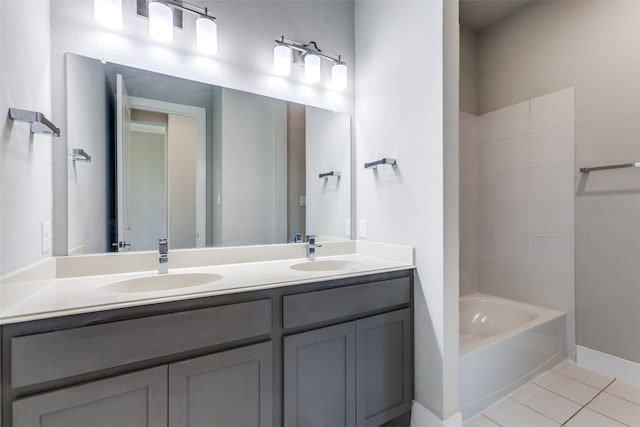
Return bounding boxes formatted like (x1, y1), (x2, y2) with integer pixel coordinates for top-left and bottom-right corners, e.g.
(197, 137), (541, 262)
(509, 392), (577, 426)
(563, 378), (633, 427)
(505, 396), (560, 426)
(602, 381), (640, 408)
(533, 379), (600, 407)
(556, 368), (615, 391)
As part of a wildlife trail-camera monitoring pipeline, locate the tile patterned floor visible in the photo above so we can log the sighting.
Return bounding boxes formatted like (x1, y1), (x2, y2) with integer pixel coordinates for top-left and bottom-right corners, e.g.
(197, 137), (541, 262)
(464, 361), (640, 426)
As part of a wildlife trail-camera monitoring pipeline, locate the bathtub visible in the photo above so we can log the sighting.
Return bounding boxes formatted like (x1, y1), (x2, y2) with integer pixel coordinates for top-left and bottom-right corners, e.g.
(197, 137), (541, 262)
(459, 293), (566, 420)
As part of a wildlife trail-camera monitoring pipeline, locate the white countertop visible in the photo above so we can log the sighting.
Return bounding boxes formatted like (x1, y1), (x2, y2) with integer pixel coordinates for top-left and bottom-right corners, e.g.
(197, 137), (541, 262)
(0, 241), (414, 325)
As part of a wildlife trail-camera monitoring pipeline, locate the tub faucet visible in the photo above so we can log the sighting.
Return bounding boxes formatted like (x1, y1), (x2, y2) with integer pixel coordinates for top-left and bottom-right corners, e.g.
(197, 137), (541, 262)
(158, 238), (168, 274)
(306, 235), (322, 260)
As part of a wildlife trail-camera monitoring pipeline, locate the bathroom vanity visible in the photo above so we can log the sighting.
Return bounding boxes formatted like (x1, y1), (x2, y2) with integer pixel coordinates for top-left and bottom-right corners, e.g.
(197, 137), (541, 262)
(0, 243), (414, 427)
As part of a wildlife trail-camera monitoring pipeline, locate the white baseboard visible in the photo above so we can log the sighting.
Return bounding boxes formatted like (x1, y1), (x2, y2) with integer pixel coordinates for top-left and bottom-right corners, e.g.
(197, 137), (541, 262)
(410, 401), (462, 427)
(577, 345), (640, 384)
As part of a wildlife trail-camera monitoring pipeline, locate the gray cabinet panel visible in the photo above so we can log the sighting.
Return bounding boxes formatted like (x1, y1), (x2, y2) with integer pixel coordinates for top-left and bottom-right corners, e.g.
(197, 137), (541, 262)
(356, 309), (412, 427)
(12, 299), (271, 387)
(283, 277), (410, 329)
(12, 365), (167, 427)
(284, 322), (356, 427)
(169, 342), (273, 427)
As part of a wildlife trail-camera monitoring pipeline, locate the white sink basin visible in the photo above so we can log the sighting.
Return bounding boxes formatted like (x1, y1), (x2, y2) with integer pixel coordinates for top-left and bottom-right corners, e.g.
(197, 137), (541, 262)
(99, 273), (223, 294)
(290, 260), (363, 272)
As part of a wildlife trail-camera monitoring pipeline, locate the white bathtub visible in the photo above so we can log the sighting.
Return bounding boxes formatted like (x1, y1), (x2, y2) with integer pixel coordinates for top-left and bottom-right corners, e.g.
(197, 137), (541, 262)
(459, 293), (566, 420)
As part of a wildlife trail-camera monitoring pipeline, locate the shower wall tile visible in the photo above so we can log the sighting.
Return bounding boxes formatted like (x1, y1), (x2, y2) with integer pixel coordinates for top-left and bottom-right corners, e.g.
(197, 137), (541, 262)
(494, 267), (529, 302)
(529, 270), (575, 314)
(460, 263), (480, 296)
(530, 87), (575, 133)
(531, 165), (574, 202)
(479, 234), (494, 265)
(479, 141), (494, 173)
(494, 235), (529, 269)
(531, 237), (575, 276)
(461, 173), (480, 205)
(493, 100), (530, 140)
(479, 204), (494, 234)
(479, 112), (494, 143)
(479, 173), (495, 203)
(494, 203), (529, 236)
(494, 135), (530, 171)
(531, 201), (574, 238)
(460, 204), (480, 236)
(464, 89), (575, 329)
(479, 264), (495, 293)
(494, 169), (529, 203)
(460, 111), (479, 143)
(460, 142), (480, 174)
(531, 126), (574, 167)
(461, 234), (480, 267)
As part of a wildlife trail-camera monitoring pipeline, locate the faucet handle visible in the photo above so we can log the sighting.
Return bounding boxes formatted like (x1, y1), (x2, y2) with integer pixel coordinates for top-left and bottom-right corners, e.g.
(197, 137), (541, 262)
(306, 234), (316, 245)
(158, 238), (168, 254)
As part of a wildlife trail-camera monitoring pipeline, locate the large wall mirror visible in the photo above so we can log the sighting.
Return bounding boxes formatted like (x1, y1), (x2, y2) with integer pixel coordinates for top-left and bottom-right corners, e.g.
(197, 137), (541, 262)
(66, 53), (351, 255)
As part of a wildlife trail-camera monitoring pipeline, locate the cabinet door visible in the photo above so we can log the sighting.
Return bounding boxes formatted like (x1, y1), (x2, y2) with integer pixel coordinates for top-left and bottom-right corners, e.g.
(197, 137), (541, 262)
(12, 366), (168, 427)
(169, 342), (272, 427)
(284, 322), (356, 427)
(356, 309), (412, 427)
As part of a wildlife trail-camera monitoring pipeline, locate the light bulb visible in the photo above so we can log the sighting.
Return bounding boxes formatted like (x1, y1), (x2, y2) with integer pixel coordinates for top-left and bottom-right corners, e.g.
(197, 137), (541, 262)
(149, 1), (173, 43)
(304, 53), (321, 84)
(94, 0), (123, 30)
(332, 62), (348, 91)
(273, 44), (292, 76)
(196, 17), (217, 55)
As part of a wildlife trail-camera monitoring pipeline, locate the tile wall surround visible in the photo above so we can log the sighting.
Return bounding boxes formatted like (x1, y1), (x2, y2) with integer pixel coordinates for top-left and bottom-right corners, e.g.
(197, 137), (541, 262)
(459, 87), (576, 350)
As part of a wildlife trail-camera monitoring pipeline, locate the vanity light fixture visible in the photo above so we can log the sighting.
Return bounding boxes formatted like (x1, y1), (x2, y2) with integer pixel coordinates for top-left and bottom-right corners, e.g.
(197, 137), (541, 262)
(147, 0), (217, 54)
(94, 0), (123, 30)
(273, 36), (348, 91)
(148, 0), (174, 43)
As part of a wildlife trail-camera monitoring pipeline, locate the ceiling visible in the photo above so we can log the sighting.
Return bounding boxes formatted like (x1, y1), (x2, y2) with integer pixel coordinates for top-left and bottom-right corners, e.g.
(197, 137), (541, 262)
(459, 0), (532, 31)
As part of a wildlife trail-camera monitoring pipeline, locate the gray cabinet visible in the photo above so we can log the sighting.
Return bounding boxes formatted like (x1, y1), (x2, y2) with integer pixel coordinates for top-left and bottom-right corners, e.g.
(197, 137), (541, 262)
(284, 322), (356, 427)
(12, 366), (168, 427)
(284, 309), (412, 427)
(2, 270), (413, 427)
(356, 309), (412, 427)
(169, 342), (273, 427)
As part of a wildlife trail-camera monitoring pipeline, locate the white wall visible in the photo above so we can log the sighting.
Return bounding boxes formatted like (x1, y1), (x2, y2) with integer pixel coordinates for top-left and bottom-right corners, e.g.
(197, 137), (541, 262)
(220, 88), (287, 246)
(287, 103), (305, 239)
(355, 0), (459, 422)
(168, 114), (197, 249)
(49, 0), (355, 257)
(477, 0), (640, 366)
(66, 54), (108, 255)
(0, 0), (52, 275)
(305, 107), (351, 239)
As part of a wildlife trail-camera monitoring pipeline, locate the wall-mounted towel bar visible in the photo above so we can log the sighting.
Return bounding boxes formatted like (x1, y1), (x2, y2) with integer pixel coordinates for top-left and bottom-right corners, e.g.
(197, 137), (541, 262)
(319, 171), (341, 178)
(579, 162), (640, 173)
(364, 158), (396, 169)
(9, 108), (60, 137)
(69, 148), (92, 162)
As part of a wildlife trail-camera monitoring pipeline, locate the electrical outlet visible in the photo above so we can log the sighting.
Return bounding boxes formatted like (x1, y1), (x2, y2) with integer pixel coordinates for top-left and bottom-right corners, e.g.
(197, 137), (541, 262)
(300, 196), (306, 207)
(345, 219), (351, 237)
(41, 221), (52, 253)
(359, 219), (367, 239)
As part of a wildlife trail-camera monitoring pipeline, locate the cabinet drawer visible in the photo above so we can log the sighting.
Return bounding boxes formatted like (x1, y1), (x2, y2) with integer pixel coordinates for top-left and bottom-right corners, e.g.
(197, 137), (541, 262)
(282, 277), (410, 329)
(12, 299), (271, 388)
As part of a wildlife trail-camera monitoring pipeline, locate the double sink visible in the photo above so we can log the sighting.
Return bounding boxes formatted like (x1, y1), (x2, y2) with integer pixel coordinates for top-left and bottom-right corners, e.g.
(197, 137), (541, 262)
(99, 260), (362, 294)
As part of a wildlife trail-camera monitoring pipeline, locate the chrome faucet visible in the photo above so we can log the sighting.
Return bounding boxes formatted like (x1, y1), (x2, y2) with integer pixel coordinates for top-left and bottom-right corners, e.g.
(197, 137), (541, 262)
(158, 238), (169, 274)
(306, 235), (322, 260)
